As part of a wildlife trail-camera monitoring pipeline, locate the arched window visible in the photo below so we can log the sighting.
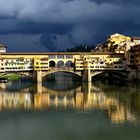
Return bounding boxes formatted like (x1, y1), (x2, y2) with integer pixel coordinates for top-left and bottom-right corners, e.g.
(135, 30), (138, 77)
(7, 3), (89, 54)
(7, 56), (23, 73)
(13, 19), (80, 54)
(57, 61), (64, 68)
(65, 60), (74, 67)
(49, 61), (55, 67)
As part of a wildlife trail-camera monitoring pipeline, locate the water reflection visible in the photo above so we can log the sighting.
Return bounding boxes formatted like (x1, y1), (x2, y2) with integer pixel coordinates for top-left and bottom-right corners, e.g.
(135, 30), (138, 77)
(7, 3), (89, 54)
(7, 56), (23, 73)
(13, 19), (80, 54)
(0, 80), (139, 123)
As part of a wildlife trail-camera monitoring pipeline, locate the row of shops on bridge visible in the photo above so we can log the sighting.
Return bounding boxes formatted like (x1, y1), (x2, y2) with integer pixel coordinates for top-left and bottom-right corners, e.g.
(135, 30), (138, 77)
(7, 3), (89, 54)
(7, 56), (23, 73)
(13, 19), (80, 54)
(0, 52), (125, 72)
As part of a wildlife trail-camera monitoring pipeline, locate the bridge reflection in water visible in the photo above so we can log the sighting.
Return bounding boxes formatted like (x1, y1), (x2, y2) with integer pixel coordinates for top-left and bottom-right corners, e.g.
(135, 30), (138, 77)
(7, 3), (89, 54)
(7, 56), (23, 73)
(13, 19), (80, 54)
(0, 81), (138, 123)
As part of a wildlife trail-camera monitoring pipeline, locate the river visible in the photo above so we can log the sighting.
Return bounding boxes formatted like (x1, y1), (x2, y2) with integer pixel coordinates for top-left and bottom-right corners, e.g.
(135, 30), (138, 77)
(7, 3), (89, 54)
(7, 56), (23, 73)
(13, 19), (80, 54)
(0, 76), (140, 140)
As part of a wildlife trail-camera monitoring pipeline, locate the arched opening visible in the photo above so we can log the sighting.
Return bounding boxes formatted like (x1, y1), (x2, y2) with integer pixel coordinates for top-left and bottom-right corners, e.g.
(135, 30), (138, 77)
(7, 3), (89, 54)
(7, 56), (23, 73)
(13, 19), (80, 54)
(15, 73), (33, 83)
(57, 61), (64, 68)
(91, 71), (127, 83)
(65, 60), (74, 68)
(49, 61), (56, 67)
(43, 72), (82, 90)
(43, 71), (82, 82)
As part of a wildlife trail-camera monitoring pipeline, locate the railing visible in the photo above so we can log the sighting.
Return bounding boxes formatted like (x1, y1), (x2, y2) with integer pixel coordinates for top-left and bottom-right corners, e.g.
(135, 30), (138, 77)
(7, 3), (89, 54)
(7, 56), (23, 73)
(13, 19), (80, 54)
(49, 67), (74, 72)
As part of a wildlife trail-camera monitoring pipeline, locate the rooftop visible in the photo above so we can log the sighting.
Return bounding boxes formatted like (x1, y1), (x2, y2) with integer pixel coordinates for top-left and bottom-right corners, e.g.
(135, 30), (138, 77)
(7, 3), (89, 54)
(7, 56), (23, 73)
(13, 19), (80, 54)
(0, 44), (7, 48)
(131, 37), (140, 40)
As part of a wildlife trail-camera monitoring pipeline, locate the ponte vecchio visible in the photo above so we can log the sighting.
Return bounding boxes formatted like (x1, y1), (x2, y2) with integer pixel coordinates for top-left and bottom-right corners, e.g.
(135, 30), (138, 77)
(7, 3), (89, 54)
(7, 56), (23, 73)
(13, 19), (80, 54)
(0, 51), (126, 84)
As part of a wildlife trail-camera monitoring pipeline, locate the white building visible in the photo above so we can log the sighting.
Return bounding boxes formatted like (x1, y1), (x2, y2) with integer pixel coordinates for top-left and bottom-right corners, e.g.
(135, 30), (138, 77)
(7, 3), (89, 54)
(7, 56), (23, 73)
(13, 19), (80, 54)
(0, 44), (7, 53)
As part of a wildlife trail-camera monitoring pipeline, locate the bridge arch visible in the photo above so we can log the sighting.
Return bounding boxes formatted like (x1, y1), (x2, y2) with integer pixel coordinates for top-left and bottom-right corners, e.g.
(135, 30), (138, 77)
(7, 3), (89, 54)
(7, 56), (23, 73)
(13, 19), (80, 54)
(91, 71), (105, 78)
(91, 71), (127, 79)
(16, 72), (33, 78)
(42, 70), (82, 79)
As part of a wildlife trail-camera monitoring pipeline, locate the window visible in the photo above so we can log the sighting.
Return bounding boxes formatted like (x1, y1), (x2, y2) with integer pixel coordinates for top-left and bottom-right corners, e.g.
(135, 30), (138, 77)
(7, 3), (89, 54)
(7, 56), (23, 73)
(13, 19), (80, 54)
(57, 55), (64, 59)
(66, 55), (73, 59)
(130, 60), (134, 64)
(100, 62), (104, 64)
(48, 55), (56, 59)
(41, 57), (48, 61)
(130, 55), (134, 59)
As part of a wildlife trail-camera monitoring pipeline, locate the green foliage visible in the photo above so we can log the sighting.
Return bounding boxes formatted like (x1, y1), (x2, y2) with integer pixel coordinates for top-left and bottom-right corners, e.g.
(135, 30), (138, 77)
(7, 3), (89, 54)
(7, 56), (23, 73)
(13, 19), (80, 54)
(0, 73), (20, 81)
(60, 45), (95, 52)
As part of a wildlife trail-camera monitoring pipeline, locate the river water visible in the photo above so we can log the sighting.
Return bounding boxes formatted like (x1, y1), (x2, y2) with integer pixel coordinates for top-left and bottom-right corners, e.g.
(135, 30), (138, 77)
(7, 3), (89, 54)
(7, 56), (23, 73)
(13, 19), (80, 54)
(0, 77), (140, 140)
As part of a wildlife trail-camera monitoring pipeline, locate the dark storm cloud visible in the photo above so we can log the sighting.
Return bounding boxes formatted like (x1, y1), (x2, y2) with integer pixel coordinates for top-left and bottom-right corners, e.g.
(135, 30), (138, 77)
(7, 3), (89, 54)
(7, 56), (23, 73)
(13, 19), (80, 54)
(90, 0), (140, 6)
(0, 0), (140, 51)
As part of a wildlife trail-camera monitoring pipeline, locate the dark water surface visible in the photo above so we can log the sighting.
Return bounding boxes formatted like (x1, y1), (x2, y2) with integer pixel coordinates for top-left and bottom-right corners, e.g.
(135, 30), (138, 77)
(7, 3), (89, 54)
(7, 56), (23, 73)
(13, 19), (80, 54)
(0, 78), (140, 140)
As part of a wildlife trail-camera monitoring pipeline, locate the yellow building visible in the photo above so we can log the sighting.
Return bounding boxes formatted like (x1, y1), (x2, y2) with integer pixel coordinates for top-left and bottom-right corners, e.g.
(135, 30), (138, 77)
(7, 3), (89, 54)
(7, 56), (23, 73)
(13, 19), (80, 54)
(33, 56), (49, 71)
(75, 53), (125, 71)
(130, 44), (140, 71)
(107, 33), (131, 53)
(132, 37), (140, 45)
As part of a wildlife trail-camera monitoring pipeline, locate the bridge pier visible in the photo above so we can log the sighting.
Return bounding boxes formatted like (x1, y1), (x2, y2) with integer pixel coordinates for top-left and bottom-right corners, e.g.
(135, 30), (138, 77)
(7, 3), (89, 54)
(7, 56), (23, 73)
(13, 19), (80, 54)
(82, 59), (92, 82)
(82, 69), (92, 82)
(33, 70), (42, 84)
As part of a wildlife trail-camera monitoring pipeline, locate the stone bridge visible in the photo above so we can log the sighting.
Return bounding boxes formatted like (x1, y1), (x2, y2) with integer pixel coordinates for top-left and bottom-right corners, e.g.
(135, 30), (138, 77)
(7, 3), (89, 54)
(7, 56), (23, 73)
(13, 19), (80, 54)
(18, 68), (127, 84)
(0, 52), (127, 83)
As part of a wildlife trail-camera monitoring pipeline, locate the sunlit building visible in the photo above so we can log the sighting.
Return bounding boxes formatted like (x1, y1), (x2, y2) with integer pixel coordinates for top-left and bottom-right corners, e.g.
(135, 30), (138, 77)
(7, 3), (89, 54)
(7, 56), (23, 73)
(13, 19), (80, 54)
(0, 44), (7, 53)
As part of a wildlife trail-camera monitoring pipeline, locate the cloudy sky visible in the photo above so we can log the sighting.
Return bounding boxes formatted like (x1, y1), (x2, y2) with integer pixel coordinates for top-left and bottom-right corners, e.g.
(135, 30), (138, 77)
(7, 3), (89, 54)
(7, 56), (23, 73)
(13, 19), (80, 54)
(0, 0), (140, 52)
